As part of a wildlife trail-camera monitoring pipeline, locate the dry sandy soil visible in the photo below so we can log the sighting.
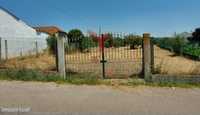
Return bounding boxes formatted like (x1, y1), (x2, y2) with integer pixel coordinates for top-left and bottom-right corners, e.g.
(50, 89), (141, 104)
(0, 81), (200, 115)
(154, 46), (200, 75)
(1, 46), (200, 76)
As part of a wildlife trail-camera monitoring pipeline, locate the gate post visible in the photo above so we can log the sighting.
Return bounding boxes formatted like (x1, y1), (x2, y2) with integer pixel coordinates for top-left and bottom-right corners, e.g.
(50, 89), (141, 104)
(0, 37), (1, 62)
(143, 33), (152, 81)
(35, 41), (39, 57)
(5, 40), (8, 60)
(56, 32), (66, 79)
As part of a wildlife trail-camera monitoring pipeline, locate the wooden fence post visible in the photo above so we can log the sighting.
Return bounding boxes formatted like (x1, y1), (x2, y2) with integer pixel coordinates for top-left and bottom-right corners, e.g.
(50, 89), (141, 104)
(143, 33), (152, 81)
(5, 40), (8, 60)
(56, 32), (66, 79)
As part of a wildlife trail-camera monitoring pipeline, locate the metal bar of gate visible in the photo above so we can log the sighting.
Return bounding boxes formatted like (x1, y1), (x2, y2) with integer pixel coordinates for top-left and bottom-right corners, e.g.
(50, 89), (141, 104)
(101, 34), (106, 79)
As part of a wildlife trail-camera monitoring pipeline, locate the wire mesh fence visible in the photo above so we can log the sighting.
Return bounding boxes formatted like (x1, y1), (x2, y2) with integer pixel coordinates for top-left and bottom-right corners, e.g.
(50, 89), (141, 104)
(0, 37), (56, 71)
(65, 32), (143, 78)
(0, 37), (47, 59)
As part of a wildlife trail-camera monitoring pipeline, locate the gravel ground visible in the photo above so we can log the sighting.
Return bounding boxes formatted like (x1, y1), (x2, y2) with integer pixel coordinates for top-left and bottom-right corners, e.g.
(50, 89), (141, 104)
(0, 81), (200, 115)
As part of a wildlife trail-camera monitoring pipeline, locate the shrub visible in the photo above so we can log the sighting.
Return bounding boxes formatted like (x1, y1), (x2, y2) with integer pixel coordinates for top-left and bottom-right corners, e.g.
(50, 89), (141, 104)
(155, 37), (173, 51)
(104, 33), (114, 48)
(80, 37), (97, 52)
(67, 29), (84, 51)
(170, 36), (187, 54)
(155, 36), (187, 55)
(113, 37), (125, 48)
(183, 44), (200, 57)
(155, 35), (200, 59)
(188, 28), (200, 45)
(65, 37), (97, 53)
(46, 35), (57, 55)
(125, 34), (142, 49)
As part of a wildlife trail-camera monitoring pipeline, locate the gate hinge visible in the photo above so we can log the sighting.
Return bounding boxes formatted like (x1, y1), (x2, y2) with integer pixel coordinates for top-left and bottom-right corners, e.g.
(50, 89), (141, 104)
(100, 60), (107, 63)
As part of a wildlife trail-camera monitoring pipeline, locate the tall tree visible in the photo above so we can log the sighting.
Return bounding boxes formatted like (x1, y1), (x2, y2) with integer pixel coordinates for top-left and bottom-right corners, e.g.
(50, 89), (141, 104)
(67, 29), (84, 51)
(188, 28), (200, 45)
(67, 29), (84, 42)
(125, 34), (142, 49)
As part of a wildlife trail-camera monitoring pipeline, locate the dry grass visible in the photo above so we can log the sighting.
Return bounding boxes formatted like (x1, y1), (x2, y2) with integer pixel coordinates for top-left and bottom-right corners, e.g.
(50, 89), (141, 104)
(154, 46), (200, 75)
(0, 53), (56, 71)
(1, 46), (199, 77)
(65, 47), (143, 78)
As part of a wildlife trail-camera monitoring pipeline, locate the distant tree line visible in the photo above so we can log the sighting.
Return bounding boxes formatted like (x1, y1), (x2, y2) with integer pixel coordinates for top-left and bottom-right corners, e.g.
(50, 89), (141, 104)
(46, 29), (144, 54)
(188, 28), (200, 45)
(153, 27), (200, 59)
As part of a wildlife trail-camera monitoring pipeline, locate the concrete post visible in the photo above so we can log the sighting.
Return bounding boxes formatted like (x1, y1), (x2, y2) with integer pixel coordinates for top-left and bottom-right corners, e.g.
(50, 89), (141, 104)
(5, 40), (8, 60)
(143, 33), (152, 81)
(151, 40), (155, 73)
(35, 41), (39, 57)
(56, 33), (66, 79)
(0, 37), (1, 62)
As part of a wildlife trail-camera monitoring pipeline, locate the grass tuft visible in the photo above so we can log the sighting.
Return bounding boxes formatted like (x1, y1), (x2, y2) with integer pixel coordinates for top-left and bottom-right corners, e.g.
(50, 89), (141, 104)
(0, 69), (200, 88)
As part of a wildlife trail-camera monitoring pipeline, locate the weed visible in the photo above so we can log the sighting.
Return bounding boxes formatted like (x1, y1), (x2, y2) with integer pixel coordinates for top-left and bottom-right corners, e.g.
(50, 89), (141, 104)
(0, 69), (200, 88)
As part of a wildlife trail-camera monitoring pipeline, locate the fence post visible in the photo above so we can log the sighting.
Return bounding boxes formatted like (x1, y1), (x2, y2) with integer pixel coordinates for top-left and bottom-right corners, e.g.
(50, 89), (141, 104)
(0, 37), (1, 62)
(143, 33), (152, 81)
(5, 40), (8, 60)
(151, 40), (154, 73)
(56, 32), (66, 79)
(35, 41), (39, 57)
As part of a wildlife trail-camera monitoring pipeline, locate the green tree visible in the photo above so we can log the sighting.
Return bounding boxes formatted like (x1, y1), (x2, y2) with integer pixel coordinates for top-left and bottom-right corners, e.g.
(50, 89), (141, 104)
(125, 34), (142, 49)
(67, 29), (84, 51)
(81, 37), (97, 52)
(113, 37), (125, 48)
(46, 35), (57, 55)
(104, 33), (114, 48)
(171, 36), (187, 54)
(188, 28), (200, 45)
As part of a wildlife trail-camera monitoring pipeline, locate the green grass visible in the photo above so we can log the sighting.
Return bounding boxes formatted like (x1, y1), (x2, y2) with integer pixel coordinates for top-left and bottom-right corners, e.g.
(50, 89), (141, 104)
(0, 69), (101, 85)
(146, 82), (200, 88)
(0, 69), (200, 88)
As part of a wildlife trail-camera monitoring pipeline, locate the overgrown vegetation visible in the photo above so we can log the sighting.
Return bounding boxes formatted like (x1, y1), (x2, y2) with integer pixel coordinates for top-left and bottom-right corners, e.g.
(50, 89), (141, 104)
(113, 37), (125, 48)
(0, 69), (100, 85)
(46, 35), (57, 55)
(0, 69), (200, 88)
(183, 44), (200, 57)
(154, 36), (187, 55)
(188, 28), (200, 45)
(124, 34), (143, 49)
(154, 30), (200, 59)
(80, 37), (97, 52)
(46, 29), (144, 55)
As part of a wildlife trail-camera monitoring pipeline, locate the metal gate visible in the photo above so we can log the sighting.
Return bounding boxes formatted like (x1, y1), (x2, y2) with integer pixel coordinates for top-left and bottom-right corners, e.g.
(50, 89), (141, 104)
(65, 33), (143, 78)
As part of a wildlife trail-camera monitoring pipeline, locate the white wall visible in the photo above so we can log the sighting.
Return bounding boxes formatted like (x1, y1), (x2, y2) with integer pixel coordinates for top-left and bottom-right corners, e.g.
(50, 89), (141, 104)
(0, 8), (48, 59)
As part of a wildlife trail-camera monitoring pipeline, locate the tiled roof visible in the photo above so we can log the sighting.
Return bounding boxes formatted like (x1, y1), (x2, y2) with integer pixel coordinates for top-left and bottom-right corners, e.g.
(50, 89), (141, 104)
(33, 26), (66, 35)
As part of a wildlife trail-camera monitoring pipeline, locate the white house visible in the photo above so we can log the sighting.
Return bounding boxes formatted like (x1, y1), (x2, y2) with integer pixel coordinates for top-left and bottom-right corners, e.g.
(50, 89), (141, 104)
(0, 7), (48, 59)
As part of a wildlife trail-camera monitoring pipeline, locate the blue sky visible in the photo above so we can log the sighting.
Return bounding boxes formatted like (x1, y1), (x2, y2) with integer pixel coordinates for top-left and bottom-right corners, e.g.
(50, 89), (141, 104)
(0, 0), (200, 36)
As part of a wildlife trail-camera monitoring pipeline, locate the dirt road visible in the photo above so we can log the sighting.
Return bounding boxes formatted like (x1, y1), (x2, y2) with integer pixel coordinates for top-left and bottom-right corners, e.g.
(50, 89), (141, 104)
(0, 81), (200, 115)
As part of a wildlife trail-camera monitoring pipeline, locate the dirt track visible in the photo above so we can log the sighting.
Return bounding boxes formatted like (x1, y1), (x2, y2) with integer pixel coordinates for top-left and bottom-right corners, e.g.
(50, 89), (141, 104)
(0, 81), (200, 115)
(154, 46), (200, 75)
